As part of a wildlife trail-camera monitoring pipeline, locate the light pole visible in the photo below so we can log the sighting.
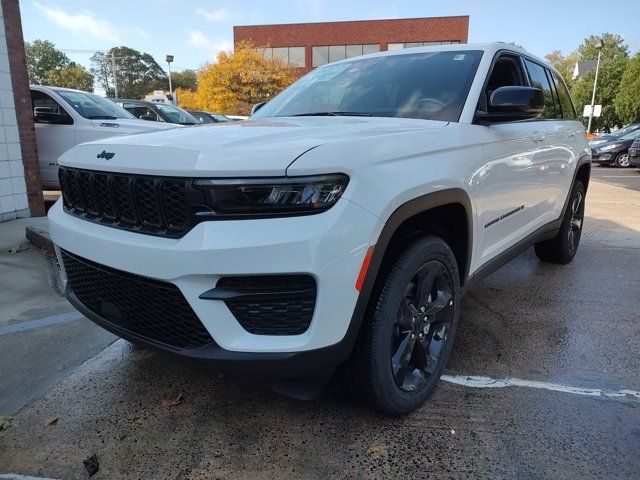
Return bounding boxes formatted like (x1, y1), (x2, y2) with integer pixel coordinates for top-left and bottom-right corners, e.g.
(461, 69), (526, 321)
(587, 38), (604, 134)
(166, 55), (174, 103)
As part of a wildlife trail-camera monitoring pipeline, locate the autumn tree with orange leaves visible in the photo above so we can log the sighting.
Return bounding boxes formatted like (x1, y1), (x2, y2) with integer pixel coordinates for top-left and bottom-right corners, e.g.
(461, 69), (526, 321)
(177, 42), (297, 115)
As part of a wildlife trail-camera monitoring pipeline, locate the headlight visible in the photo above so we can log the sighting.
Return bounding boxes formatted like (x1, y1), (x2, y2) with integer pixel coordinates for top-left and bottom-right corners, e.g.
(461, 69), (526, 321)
(598, 144), (620, 152)
(192, 174), (349, 218)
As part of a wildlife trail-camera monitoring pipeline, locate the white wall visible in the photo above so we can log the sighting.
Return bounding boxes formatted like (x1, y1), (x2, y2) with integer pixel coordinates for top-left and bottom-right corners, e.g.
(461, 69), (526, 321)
(0, 2), (29, 222)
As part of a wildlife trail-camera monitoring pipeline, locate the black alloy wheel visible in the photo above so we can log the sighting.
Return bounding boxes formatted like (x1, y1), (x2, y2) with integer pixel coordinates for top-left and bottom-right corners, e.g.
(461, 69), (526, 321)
(567, 188), (584, 257)
(392, 261), (454, 392)
(349, 235), (460, 416)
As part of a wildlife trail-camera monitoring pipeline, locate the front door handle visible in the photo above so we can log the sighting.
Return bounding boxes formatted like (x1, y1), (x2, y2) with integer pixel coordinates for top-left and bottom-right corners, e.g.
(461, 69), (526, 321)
(531, 133), (547, 142)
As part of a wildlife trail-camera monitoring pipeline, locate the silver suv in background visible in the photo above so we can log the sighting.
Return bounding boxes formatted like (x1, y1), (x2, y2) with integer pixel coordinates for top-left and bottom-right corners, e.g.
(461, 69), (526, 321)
(31, 86), (177, 189)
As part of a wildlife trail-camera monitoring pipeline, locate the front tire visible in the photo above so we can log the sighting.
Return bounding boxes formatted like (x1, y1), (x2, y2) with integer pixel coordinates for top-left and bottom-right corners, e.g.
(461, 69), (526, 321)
(350, 235), (460, 415)
(534, 180), (585, 264)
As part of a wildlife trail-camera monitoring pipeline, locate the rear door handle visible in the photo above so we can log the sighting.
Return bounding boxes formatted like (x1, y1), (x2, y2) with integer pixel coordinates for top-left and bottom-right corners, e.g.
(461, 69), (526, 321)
(531, 133), (547, 142)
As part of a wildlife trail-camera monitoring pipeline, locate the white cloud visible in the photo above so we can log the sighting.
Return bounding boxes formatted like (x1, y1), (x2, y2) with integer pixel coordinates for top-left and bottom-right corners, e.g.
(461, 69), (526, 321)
(187, 30), (232, 59)
(195, 7), (230, 22)
(132, 27), (150, 39)
(33, 2), (121, 43)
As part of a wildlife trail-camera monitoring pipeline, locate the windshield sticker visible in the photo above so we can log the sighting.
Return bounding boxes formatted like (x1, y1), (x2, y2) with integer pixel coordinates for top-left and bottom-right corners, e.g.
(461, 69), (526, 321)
(453, 54), (466, 61)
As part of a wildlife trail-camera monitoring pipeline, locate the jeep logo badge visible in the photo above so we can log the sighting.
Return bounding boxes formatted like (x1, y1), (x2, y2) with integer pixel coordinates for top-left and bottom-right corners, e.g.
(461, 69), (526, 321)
(97, 150), (115, 160)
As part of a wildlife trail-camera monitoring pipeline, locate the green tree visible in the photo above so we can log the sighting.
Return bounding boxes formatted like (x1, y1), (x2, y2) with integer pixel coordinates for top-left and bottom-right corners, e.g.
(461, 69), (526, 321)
(615, 55), (640, 124)
(171, 70), (197, 91)
(570, 33), (630, 132)
(545, 50), (578, 88)
(25, 39), (70, 84)
(572, 57), (628, 132)
(91, 47), (167, 98)
(577, 33), (628, 62)
(46, 63), (94, 92)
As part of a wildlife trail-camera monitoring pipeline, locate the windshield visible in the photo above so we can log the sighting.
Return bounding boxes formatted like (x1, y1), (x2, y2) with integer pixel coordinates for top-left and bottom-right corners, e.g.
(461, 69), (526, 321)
(611, 124), (640, 138)
(155, 103), (197, 125)
(253, 50), (483, 122)
(212, 114), (231, 122)
(55, 90), (135, 120)
(620, 130), (640, 140)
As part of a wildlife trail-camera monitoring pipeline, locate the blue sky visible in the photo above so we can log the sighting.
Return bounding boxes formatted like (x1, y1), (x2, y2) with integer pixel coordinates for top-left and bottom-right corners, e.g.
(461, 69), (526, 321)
(21, 0), (640, 75)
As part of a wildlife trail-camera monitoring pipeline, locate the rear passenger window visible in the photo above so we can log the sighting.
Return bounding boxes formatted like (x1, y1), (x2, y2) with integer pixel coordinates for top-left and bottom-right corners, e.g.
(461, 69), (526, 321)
(550, 71), (577, 120)
(523, 59), (557, 119)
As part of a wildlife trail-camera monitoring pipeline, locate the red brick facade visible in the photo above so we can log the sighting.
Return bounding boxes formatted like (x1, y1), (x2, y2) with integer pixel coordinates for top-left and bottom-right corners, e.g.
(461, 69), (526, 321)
(2, 0), (44, 216)
(234, 16), (469, 74)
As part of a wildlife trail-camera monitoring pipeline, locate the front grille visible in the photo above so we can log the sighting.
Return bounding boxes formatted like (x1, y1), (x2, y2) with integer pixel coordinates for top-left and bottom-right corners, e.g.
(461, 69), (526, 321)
(59, 167), (190, 238)
(217, 275), (316, 335)
(61, 250), (213, 349)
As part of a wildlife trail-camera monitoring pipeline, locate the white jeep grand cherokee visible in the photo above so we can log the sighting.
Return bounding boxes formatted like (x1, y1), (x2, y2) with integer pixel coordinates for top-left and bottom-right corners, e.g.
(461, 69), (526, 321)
(49, 43), (590, 415)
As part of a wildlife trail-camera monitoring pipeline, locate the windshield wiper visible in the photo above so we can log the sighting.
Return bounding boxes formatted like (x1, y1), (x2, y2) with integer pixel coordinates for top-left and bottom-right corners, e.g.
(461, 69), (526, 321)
(293, 111), (372, 117)
(89, 115), (118, 120)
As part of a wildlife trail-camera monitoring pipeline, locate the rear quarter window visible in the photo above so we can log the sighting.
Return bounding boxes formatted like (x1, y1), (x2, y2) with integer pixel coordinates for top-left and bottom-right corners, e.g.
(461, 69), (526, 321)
(550, 70), (578, 120)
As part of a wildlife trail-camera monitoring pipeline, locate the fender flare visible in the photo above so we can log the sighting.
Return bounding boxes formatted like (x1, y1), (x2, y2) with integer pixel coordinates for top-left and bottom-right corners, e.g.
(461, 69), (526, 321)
(331, 188), (474, 365)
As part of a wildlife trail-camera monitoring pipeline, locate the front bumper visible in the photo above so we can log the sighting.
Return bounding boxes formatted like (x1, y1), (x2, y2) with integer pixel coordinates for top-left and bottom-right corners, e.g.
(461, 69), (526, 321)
(49, 197), (380, 374)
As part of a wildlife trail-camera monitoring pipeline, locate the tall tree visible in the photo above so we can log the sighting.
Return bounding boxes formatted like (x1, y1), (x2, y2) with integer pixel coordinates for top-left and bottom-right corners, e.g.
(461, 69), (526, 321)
(614, 55), (640, 124)
(545, 50), (578, 88)
(570, 33), (630, 132)
(91, 47), (167, 98)
(47, 63), (94, 92)
(25, 39), (70, 84)
(171, 70), (197, 91)
(577, 33), (629, 62)
(177, 42), (296, 114)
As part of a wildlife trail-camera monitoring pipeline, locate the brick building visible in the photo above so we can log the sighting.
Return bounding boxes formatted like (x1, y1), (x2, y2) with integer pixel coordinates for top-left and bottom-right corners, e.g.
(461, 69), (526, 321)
(234, 16), (469, 75)
(0, 0), (43, 222)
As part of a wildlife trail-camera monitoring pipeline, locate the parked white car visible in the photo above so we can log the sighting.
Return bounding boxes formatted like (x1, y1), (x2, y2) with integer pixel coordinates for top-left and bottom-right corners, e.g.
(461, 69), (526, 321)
(30, 86), (178, 189)
(49, 43), (590, 415)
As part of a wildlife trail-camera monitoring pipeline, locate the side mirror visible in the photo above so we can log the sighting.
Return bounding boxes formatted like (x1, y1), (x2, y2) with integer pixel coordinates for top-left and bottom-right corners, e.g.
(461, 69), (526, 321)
(476, 86), (544, 123)
(250, 102), (266, 116)
(34, 107), (67, 124)
(140, 113), (157, 121)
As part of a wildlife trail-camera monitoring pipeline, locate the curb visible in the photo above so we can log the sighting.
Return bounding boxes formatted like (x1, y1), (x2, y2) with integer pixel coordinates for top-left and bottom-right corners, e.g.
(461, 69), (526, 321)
(25, 226), (54, 255)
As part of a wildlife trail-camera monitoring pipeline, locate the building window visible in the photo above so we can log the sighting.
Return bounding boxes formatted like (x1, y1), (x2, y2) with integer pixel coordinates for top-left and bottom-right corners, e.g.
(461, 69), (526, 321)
(312, 44), (380, 67)
(387, 41), (461, 50)
(259, 46), (306, 67)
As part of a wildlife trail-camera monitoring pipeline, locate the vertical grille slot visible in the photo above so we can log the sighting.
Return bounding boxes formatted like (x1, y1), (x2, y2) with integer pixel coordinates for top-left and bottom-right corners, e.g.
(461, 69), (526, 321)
(113, 175), (137, 224)
(58, 167), (192, 238)
(78, 171), (98, 216)
(135, 178), (162, 228)
(162, 180), (188, 230)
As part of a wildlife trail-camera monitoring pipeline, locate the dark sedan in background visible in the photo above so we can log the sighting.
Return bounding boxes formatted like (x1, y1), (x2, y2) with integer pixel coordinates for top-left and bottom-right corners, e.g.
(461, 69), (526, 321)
(112, 99), (198, 125)
(589, 123), (640, 149)
(629, 138), (640, 169)
(187, 110), (232, 124)
(591, 130), (640, 167)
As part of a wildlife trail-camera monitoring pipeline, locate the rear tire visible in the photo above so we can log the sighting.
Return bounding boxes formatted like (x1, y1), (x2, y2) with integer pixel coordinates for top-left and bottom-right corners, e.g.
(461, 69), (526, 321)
(534, 180), (585, 264)
(349, 235), (460, 416)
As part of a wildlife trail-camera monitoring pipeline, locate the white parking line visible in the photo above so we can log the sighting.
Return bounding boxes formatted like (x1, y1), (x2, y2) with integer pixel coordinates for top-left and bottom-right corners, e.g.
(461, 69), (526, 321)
(441, 375), (640, 401)
(0, 475), (59, 480)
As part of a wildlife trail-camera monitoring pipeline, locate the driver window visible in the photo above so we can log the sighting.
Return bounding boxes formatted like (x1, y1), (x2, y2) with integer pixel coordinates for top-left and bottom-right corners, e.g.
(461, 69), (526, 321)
(31, 90), (73, 124)
(479, 55), (526, 112)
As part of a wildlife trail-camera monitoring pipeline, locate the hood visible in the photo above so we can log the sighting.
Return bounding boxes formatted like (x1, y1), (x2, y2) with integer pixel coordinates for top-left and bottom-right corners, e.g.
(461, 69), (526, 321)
(59, 117), (447, 177)
(89, 118), (179, 134)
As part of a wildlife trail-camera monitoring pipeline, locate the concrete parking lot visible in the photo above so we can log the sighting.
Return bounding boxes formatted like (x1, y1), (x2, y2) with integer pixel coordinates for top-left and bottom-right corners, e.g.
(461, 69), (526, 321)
(1, 166), (639, 479)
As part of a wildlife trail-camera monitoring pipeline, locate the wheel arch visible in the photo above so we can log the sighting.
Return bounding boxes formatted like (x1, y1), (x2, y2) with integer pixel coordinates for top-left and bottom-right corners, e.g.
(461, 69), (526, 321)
(337, 189), (473, 365)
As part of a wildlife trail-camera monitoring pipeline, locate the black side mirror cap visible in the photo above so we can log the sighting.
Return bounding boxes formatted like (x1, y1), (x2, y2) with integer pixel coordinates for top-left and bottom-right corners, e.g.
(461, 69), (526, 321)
(475, 86), (544, 123)
(250, 102), (266, 116)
